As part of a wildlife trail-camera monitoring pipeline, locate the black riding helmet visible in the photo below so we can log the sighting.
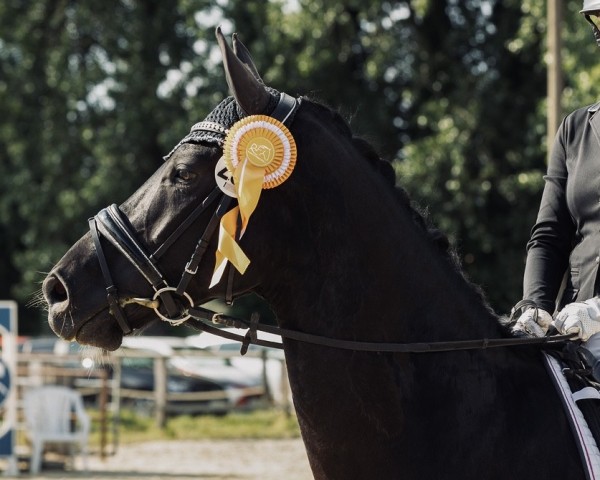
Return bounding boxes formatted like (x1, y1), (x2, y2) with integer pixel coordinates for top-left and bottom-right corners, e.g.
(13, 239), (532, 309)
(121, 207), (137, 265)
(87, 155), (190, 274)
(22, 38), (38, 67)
(582, 0), (600, 46)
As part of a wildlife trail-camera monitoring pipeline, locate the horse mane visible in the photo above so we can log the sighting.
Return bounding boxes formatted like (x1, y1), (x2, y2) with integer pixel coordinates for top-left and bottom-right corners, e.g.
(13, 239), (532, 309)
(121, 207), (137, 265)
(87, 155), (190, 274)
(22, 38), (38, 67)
(306, 99), (455, 260)
(305, 98), (494, 312)
(350, 135), (456, 259)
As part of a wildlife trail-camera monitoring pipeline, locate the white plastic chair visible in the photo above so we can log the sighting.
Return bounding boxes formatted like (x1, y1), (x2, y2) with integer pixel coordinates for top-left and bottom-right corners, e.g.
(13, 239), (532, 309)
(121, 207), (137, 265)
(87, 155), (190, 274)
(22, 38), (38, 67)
(23, 385), (90, 474)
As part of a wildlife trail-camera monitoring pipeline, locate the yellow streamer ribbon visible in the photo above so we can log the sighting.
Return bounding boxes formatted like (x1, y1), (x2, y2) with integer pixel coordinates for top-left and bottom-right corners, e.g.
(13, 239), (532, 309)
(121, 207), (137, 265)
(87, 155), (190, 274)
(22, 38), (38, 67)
(209, 206), (250, 288)
(209, 158), (263, 287)
(234, 158), (266, 236)
(210, 115), (296, 288)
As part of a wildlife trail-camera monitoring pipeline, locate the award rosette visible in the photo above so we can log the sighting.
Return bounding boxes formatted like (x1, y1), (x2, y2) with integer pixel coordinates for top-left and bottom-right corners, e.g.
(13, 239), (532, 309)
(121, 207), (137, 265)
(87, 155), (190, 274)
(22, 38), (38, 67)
(210, 115), (297, 287)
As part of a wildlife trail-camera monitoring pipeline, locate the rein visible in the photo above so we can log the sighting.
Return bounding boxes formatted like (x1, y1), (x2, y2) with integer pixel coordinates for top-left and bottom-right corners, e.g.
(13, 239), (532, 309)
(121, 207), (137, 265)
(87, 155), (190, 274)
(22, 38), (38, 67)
(180, 306), (577, 355)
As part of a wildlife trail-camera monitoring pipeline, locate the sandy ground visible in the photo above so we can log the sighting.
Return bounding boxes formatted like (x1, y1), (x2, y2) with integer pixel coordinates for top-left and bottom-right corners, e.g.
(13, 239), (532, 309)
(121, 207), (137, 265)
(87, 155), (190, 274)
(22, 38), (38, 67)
(6, 438), (313, 480)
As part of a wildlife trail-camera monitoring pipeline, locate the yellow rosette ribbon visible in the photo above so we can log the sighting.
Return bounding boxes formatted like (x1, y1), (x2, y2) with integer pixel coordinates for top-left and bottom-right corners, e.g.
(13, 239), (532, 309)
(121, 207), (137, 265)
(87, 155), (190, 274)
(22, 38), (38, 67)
(209, 115), (297, 288)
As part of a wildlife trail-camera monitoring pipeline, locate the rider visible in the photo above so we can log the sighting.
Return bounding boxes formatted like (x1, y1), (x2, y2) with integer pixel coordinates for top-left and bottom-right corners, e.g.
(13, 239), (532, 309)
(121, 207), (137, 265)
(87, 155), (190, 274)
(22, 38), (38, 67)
(512, 1), (600, 366)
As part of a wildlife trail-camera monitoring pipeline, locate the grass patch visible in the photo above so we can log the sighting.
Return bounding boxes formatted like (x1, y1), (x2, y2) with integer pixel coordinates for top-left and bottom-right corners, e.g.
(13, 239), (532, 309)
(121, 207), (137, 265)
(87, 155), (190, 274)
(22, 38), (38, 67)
(90, 408), (301, 446)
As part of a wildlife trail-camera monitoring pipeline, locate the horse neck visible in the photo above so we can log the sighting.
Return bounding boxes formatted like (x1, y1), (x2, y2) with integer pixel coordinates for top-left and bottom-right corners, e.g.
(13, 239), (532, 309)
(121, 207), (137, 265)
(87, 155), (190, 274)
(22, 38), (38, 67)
(260, 177), (501, 344)
(251, 104), (498, 340)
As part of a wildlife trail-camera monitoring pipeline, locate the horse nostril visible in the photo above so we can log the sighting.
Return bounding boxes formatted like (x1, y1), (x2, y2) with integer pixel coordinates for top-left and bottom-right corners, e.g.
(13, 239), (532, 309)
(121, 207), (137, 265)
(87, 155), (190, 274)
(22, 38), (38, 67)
(43, 275), (69, 306)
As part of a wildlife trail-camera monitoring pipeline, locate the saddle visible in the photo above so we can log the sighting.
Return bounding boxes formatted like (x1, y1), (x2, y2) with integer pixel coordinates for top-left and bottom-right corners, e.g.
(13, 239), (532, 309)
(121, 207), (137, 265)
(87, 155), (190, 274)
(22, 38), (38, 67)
(545, 340), (600, 478)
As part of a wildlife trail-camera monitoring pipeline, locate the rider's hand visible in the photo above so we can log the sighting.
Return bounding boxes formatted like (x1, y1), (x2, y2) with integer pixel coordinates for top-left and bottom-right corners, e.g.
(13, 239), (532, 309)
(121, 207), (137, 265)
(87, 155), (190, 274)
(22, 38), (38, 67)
(554, 298), (600, 341)
(511, 307), (553, 337)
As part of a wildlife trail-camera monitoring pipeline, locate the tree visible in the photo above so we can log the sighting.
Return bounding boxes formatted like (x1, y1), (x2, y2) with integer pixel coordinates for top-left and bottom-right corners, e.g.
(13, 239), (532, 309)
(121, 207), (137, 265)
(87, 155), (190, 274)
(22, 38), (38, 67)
(0, 0), (594, 333)
(395, 0), (549, 311)
(0, 0), (222, 332)
(225, 0), (551, 312)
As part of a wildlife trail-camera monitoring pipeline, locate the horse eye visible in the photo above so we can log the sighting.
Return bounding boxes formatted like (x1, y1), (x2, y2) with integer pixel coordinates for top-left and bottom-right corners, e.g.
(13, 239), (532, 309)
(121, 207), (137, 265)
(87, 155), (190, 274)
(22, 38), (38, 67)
(174, 167), (196, 183)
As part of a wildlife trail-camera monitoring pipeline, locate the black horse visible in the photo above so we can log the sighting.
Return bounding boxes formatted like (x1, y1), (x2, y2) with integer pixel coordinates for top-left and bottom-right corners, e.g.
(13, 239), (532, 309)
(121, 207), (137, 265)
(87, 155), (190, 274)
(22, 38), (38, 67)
(43, 29), (585, 479)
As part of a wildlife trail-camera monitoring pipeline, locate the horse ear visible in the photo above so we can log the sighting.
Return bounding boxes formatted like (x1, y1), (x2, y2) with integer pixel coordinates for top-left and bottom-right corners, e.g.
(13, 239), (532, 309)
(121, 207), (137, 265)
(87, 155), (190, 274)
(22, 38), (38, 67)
(216, 26), (273, 115)
(232, 33), (264, 83)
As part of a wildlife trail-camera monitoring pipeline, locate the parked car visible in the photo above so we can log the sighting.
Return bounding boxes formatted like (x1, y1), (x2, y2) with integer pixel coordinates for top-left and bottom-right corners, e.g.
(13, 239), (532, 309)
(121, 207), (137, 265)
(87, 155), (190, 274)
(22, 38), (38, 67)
(119, 336), (266, 415)
(184, 328), (290, 406)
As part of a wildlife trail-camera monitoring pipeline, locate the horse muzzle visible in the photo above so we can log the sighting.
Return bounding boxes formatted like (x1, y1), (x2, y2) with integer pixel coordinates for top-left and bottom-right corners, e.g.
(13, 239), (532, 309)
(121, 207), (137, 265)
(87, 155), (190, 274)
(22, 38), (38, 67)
(43, 272), (88, 342)
(42, 270), (127, 351)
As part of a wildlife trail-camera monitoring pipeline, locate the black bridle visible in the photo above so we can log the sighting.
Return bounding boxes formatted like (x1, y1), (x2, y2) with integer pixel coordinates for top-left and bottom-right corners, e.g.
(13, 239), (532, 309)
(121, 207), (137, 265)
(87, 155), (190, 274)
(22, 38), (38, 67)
(88, 93), (299, 335)
(88, 93), (576, 354)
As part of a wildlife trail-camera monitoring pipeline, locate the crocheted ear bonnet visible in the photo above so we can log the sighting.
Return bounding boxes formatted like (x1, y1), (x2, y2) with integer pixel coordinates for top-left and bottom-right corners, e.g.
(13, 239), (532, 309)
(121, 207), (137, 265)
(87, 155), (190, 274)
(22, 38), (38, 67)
(164, 92), (281, 158)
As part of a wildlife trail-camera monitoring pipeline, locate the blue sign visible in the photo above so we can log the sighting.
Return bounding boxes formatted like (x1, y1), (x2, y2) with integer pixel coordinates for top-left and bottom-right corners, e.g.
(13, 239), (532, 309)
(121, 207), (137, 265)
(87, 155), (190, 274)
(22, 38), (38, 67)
(0, 301), (17, 475)
(0, 359), (10, 409)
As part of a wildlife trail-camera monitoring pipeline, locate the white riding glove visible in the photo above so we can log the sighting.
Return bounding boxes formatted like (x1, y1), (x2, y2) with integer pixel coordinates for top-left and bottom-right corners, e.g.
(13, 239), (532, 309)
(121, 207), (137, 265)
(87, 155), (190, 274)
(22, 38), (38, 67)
(512, 307), (553, 337)
(554, 297), (600, 341)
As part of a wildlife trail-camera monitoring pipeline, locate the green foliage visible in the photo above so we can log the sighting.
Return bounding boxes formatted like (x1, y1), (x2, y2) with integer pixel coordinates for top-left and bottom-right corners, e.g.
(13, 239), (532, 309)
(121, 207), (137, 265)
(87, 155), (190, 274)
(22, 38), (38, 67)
(0, 1), (225, 330)
(396, 0), (550, 310)
(0, 0), (595, 330)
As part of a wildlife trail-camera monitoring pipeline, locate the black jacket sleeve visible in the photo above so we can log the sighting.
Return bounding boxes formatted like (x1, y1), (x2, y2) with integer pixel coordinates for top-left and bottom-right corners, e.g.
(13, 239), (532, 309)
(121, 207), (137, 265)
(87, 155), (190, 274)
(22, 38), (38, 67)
(522, 117), (577, 313)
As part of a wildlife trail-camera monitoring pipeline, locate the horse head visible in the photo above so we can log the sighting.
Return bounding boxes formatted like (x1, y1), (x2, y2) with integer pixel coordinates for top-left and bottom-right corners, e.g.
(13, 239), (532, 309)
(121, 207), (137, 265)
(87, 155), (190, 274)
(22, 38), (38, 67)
(43, 28), (308, 350)
(44, 26), (384, 350)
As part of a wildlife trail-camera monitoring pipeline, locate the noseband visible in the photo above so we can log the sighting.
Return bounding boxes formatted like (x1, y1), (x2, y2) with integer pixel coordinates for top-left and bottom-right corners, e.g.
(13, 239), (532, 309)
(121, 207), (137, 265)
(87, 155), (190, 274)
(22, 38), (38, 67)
(89, 187), (230, 333)
(88, 93), (300, 334)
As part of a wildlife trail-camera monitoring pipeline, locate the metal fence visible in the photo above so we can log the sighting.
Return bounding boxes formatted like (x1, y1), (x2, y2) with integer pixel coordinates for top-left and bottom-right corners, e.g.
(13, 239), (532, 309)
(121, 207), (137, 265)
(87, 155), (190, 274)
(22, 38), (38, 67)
(15, 347), (292, 457)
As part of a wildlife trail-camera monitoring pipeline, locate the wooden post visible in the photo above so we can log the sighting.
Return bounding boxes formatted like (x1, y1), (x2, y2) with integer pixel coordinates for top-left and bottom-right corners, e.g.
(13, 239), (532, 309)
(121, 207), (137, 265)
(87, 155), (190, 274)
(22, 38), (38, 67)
(547, 0), (563, 158)
(99, 367), (109, 460)
(154, 356), (167, 428)
(111, 356), (122, 454)
(261, 349), (272, 404)
(280, 358), (292, 416)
